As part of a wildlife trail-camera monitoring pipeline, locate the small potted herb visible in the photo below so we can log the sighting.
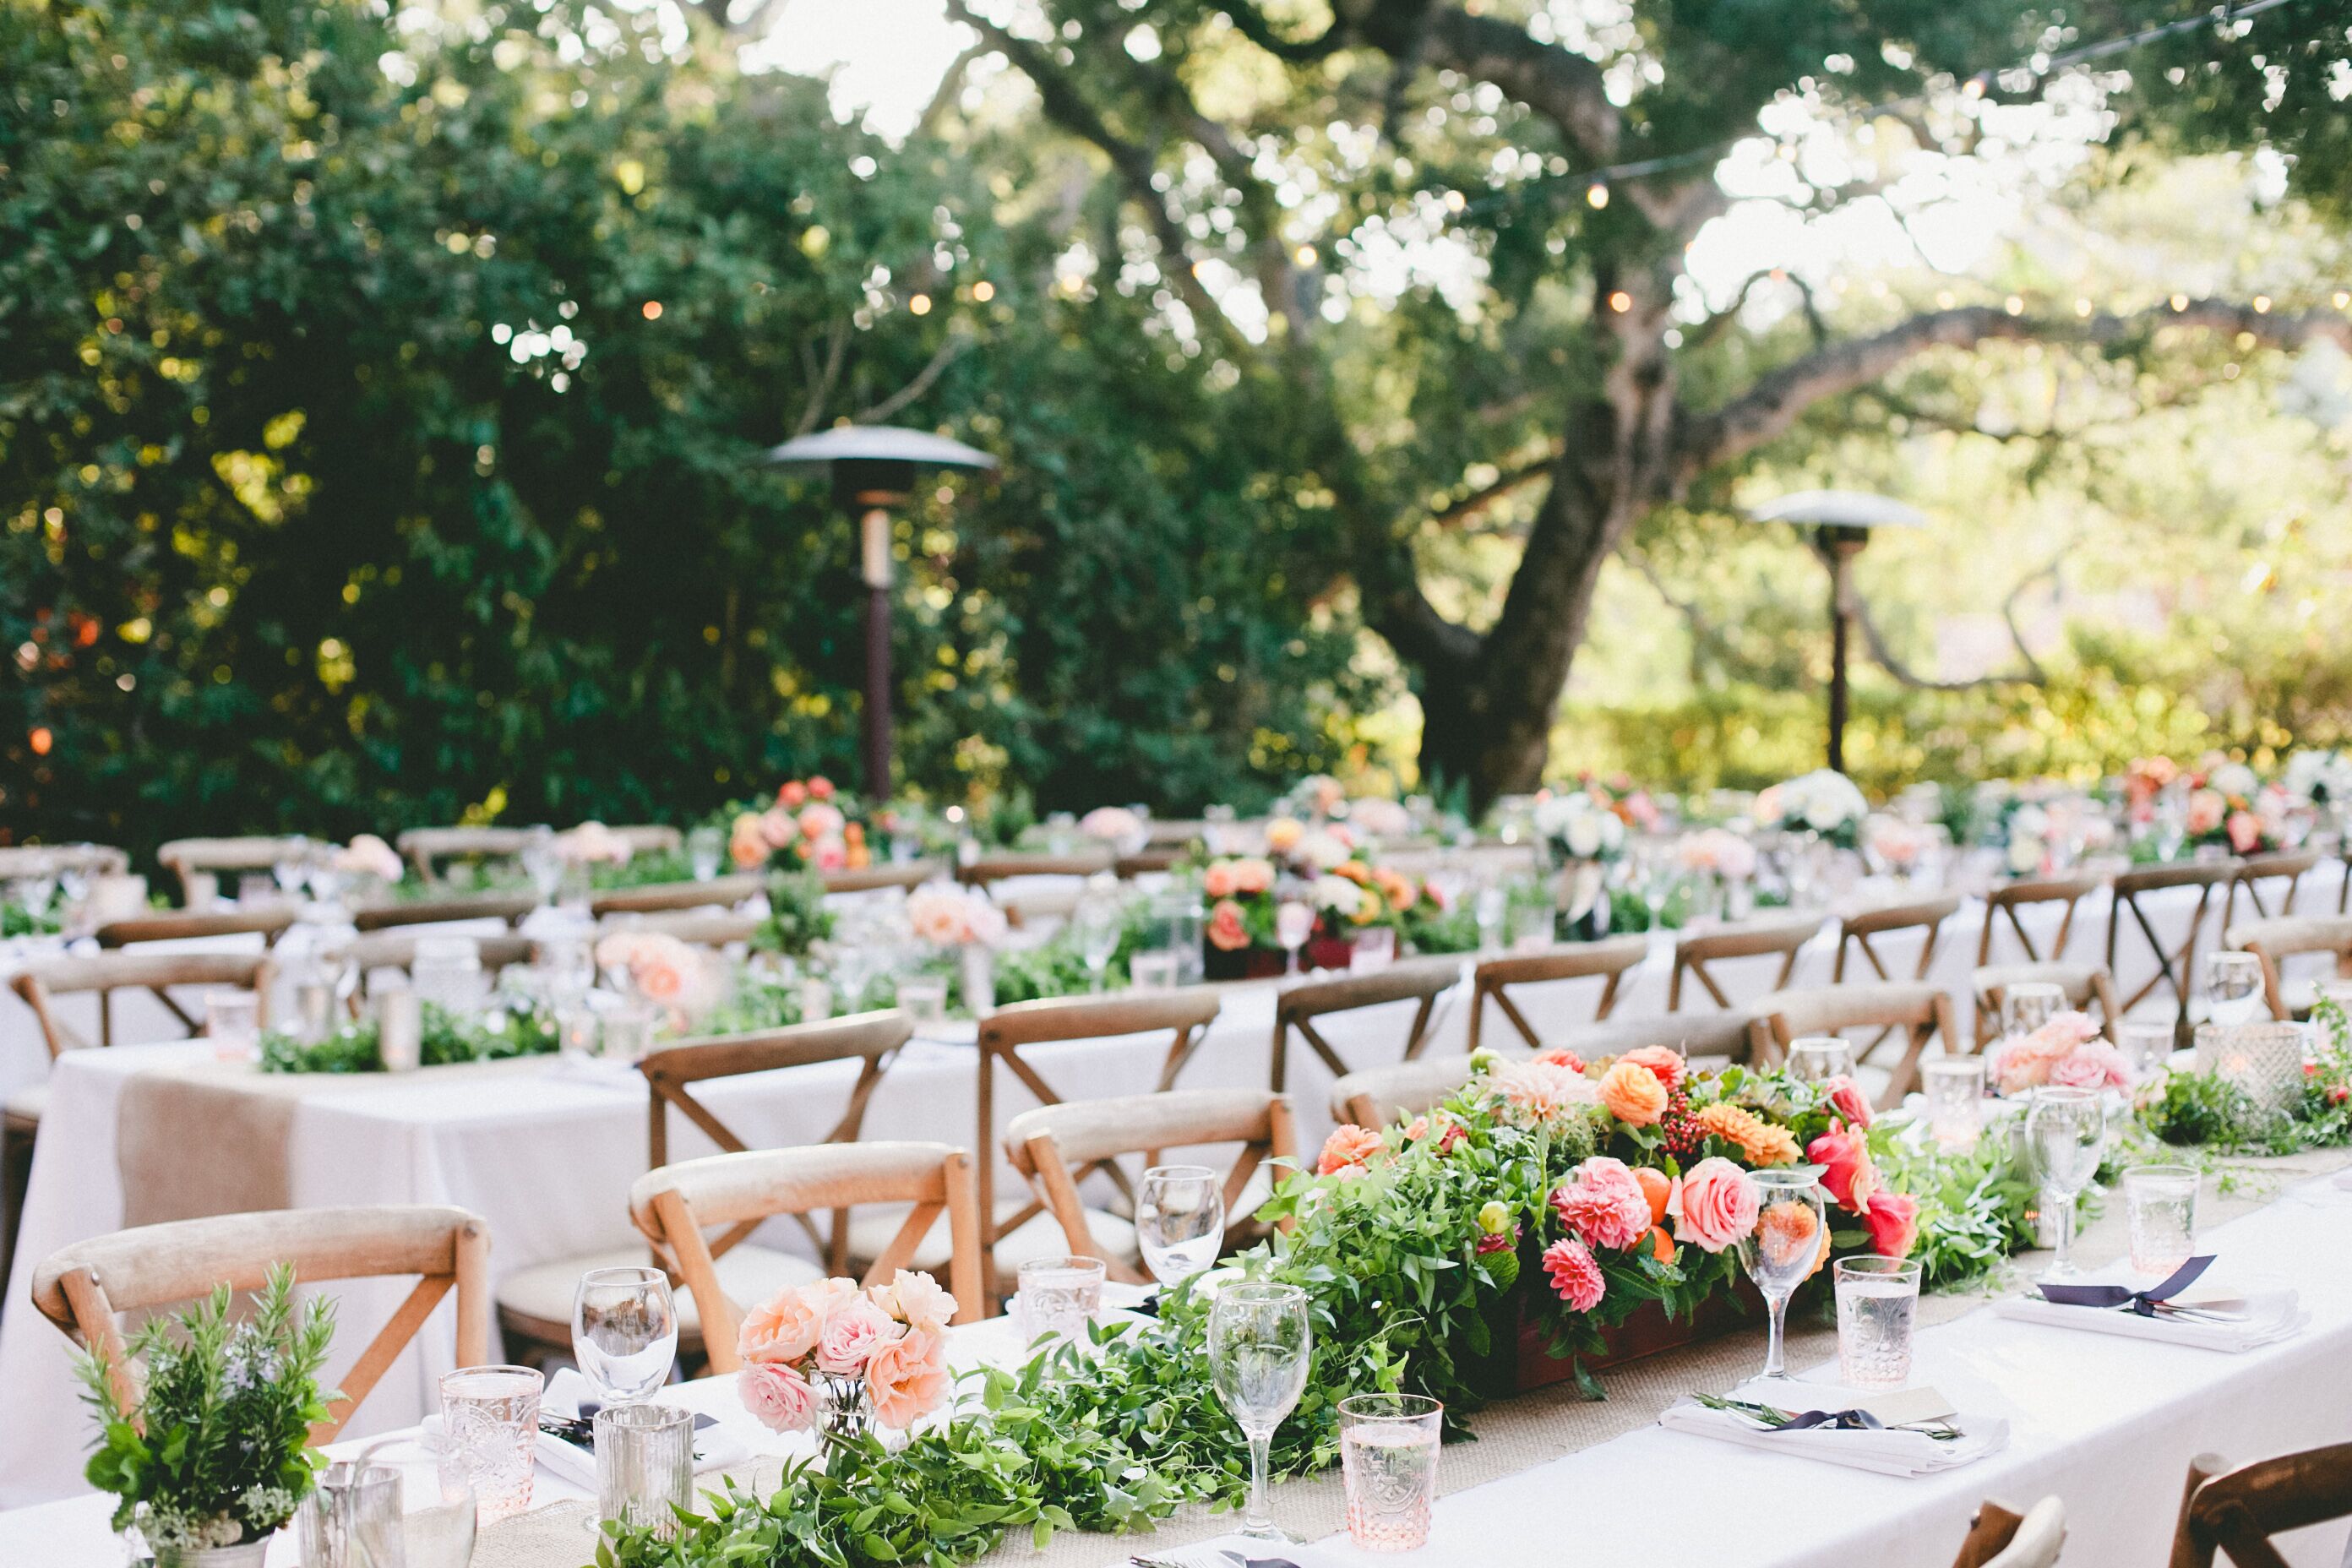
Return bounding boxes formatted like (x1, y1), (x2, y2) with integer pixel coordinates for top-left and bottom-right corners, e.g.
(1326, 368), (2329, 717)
(74, 1265), (337, 1566)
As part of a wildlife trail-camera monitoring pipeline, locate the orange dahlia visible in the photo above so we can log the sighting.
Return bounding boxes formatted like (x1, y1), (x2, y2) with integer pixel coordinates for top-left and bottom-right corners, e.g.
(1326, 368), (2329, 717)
(1691, 1102), (1800, 1167)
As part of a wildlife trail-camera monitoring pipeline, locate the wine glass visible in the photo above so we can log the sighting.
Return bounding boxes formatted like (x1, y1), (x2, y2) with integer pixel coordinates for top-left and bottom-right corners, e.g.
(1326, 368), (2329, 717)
(2025, 1085), (2106, 1280)
(1473, 883), (1507, 952)
(572, 1266), (678, 1407)
(1734, 1168), (1826, 1381)
(1135, 1164), (1226, 1288)
(1784, 1035), (1854, 1083)
(1208, 1282), (1312, 1543)
(1274, 899), (1314, 975)
(2001, 980), (2066, 1039)
(1072, 891), (1124, 993)
(520, 825), (563, 906)
(2203, 950), (2265, 1027)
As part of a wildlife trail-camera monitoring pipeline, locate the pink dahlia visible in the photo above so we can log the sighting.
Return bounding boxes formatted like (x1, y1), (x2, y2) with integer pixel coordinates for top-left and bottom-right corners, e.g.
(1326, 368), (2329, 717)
(1549, 1156), (1652, 1251)
(1541, 1237), (1606, 1312)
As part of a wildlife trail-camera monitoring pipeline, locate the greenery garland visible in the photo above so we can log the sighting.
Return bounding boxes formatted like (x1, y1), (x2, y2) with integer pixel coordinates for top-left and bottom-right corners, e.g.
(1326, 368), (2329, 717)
(2140, 996), (2352, 1156)
(257, 1002), (558, 1073)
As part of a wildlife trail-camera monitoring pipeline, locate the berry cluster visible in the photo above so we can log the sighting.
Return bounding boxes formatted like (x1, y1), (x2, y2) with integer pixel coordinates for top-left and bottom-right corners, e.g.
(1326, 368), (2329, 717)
(1657, 1087), (1705, 1160)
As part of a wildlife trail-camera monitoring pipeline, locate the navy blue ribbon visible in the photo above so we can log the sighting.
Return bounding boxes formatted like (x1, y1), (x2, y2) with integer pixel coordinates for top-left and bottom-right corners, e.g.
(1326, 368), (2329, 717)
(2037, 1254), (2215, 1316)
(1771, 1407), (1885, 1433)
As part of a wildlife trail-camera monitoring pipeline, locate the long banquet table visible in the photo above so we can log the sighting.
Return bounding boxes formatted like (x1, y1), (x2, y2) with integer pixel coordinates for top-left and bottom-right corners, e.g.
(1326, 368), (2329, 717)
(0, 864), (2338, 1511)
(3, 1154), (2349, 1567)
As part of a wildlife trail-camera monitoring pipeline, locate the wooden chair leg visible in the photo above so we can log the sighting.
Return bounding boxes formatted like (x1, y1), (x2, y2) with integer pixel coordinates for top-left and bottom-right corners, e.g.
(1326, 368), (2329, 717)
(2170, 1453), (2229, 1568)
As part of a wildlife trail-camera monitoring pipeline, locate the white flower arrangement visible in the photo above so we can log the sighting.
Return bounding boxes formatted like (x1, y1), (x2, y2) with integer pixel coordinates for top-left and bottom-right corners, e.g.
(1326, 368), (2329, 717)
(1533, 790), (1627, 863)
(1753, 769), (1869, 847)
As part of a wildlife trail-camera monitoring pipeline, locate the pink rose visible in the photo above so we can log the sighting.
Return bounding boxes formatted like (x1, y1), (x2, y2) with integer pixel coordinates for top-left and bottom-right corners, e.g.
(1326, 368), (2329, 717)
(760, 806), (801, 849)
(1805, 1123), (1879, 1215)
(1549, 1157), (1652, 1251)
(865, 1325), (949, 1429)
(1529, 1046), (1586, 1073)
(1229, 858), (1276, 896)
(1821, 1075), (1873, 1129)
(1202, 862), (1240, 899)
(739, 1361), (817, 1433)
(1206, 898), (1250, 952)
(2186, 789), (2225, 837)
(2227, 810), (2262, 853)
(777, 781), (808, 808)
(738, 1286), (825, 1364)
(2048, 1042), (2129, 1091)
(870, 1269), (957, 1331)
(1863, 1190), (1920, 1258)
(798, 803), (847, 841)
(1672, 1157), (1759, 1254)
(1317, 1124), (1386, 1176)
(808, 776), (836, 801)
(1540, 1237), (1605, 1312)
(815, 1297), (898, 1375)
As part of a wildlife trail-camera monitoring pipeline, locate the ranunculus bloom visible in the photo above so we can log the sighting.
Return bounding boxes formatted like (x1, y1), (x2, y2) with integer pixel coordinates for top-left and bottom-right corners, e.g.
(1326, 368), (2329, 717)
(760, 806), (800, 848)
(815, 1298), (897, 1375)
(1864, 1190), (1921, 1258)
(1673, 1157), (1759, 1254)
(1476, 1200), (1511, 1236)
(1540, 1237), (1605, 1312)
(1822, 1075), (1873, 1129)
(1550, 1157), (1652, 1251)
(1317, 1124), (1386, 1176)
(738, 1287), (825, 1364)
(1805, 1123), (1879, 1214)
(1597, 1059), (1669, 1125)
(865, 1326), (949, 1429)
(1619, 1044), (1686, 1092)
(1202, 861), (1240, 899)
(870, 1268), (957, 1331)
(739, 1361), (816, 1433)
(777, 781), (808, 808)
(1206, 898), (1250, 952)
(808, 776), (836, 801)
(1530, 1045), (1586, 1073)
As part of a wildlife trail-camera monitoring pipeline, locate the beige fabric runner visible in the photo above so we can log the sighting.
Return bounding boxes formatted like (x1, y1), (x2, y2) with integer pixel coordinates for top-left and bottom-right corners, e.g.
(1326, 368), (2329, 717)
(472, 1147), (2349, 1568)
(116, 1057), (549, 1227)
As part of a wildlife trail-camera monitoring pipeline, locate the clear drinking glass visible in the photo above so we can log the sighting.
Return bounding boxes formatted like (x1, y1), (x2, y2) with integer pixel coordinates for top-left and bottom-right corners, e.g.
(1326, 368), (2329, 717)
(439, 1364), (543, 1524)
(2115, 1019), (2176, 1082)
(2001, 981), (2067, 1038)
(595, 1402), (694, 1541)
(2026, 1085), (2106, 1280)
(298, 1462), (403, 1568)
(1135, 1164), (1226, 1287)
(377, 1453), (477, 1568)
(2204, 951), (2265, 1026)
(686, 825), (723, 882)
(1353, 925), (1397, 971)
(1014, 1255), (1105, 1347)
(1735, 1168), (1826, 1380)
(1128, 950), (1179, 991)
(520, 825), (563, 905)
(2124, 1163), (2200, 1276)
(204, 989), (259, 1062)
(602, 1001), (656, 1064)
(1786, 1035), (1855, 1082)
(1921, 1055), (1985, 1149)
(896, 975), (950, 1028)
(573, 1266), (678, 1407)
(1275, 900), (1315, 974)
(1208, 1282), (1312, 1543)
(1072, 893), (1124, 993)
(1338, 1392), (1442, 1552)
(1833, 1255), (1923, 1388)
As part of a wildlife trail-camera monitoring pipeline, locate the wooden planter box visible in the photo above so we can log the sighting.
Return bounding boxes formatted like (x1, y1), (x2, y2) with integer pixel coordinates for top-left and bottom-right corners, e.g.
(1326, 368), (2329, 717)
(1203, 944), (1286, 982)
(1510, 1281), (1763, 1392)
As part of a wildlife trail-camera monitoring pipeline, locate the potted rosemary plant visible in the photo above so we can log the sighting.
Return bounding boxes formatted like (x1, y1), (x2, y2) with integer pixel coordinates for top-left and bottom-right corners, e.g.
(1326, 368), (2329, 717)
(74, 1264), (337, 1567)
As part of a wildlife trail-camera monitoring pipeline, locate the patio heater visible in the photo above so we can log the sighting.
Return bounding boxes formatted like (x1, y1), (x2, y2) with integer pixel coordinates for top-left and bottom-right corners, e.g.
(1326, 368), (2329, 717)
(763, 426), (998, 795)
(1746, 489), (1930, 773)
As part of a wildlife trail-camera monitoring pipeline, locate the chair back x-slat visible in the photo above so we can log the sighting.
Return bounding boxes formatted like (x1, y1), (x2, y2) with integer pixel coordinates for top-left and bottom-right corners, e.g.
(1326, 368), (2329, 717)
(12, 951), (276, 1056)
(1006, 1089), (1294, 1284)
(1750, 981), (1962, 1107)
(0, 843), (128, 879)
(2222, 850), (2324, 933)
(2170, 1443), (2352, 1568)
(1835, 894), (1963, 983)
(1467, 937), (1648, 1054)
(1669, 914), (1820, 1011)
(629, 1142), (983, 1369)
(823, 861), (945, 895)
(1976, 873), (2107, 966)
(155, 837), (308, 906)
(956, 851), (1117, 886)
(395, 826), (532, 883)
(1271, 957), (1461, 1091)
(30, 1206), (488, 1445)
(2108, 861), (2240, 1027)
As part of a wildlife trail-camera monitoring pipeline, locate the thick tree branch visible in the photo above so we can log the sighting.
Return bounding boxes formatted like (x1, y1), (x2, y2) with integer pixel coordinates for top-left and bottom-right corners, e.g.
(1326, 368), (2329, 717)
(1843, 547), (2060, 691)
(1214, 0), (1348, 63)
(1362, 3), (1619, 162)
(915, 42), (988, 139)
(1675, 299), (2352, 482)
(1430, 451), (1560, 529)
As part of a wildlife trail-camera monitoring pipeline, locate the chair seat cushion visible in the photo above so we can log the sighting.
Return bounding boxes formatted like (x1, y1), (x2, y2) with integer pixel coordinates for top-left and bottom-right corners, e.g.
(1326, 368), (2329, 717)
(2, 1081), (45, 1130)
(495, 1244), (822, 1338)
(844, 1200), (1137, 1275)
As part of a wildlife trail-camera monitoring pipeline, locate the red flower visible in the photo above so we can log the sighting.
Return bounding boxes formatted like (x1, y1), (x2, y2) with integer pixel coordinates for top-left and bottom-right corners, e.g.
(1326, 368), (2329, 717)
(1474, 1226), (1517, 1256)
(1863, 1190), (1920, 1258)
(1805, 1122), (1880, 1214)
(808, 776), (836, 801)
(1619, 1044), (1685, 1091)
(1821, 1075), (1873, 1129)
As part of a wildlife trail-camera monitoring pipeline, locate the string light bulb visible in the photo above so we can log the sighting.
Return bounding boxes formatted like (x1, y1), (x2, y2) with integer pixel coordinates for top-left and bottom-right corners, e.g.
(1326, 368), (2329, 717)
(1586, 182), (1609, 209)
(2251, 295), (2271, 313)
(2170, 294), (2189, 311)
(2333, 291), (2349, 310)
(1607, 290), (1633, 313)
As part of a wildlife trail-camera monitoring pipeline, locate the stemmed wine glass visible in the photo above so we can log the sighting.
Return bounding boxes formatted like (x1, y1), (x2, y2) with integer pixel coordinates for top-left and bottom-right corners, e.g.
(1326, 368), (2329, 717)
(572, 1266), (678, 1407)
(1274, 899), (1315, 976)
(520, 825), (563, 906)
(1135, 1164), (1226, 1288)
(1734, 1168), (1827, 1381)
(1071, 890), (1124, 994)
(1207, 1282), (1312, 1543)
(2026, 1085), (2106, 1279)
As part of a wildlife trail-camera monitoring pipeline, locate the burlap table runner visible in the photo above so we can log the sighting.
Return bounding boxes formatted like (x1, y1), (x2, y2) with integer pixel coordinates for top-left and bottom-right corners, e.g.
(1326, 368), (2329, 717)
(470, 1147), (2349, 1568)
(116, 1056), (551, 1227)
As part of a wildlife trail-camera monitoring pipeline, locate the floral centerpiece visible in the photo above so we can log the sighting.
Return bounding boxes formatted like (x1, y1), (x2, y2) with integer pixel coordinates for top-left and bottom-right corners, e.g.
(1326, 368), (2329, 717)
(1076, 806), (1146, 854)
(1343, 796), (1415, 843)
(77, 1266), (335, 1567)
(1533, 787), (1629, 864)
(1199, 836), (1423, 977)
(595, 929), (721, 1032)
(906, 880), (1008, 1010)
(737, 1271), (954, 1453)
(2181, 760), (2290, 855)
(727, 777), (873, 874)
(1752, 768), (1868, 850)
(1988, 1010), (2129, 1095)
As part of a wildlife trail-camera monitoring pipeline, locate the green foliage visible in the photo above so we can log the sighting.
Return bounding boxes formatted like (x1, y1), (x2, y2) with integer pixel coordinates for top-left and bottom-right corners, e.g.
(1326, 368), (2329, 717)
(258, 1001), (555, 1072)
(1871, 1130), (2050, 1290)
(749, 871), (836, 959)
(76, 1264), (335, 1550)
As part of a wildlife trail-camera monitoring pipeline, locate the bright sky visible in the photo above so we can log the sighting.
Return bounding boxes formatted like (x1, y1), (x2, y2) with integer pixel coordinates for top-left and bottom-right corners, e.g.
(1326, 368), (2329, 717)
(747, 0), (968, 139)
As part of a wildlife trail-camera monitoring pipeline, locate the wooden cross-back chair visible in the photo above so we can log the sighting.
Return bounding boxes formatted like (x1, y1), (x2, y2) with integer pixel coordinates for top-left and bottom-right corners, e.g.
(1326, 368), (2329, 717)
(0, 842), (129, 879)
(95, 909), (294, 948)
(956, 850), (1116, 886)
(493, 1011), (913, 1366)
(1114, 849), (1184, 878)
(2225, 912), (2352, 1022)
(1331, 1057), (1477, 1130)
(2108, 860), (2240, 1028)
(1271, 956), (1461, 1092)
(1466, 936), (1648, 1054)
(632, 1141), (984, 1368)
(31, 1206), (488, 1446)
(591, 875), (764, 918)
(596, 911), (761, 949)
(351, 892), (536, 933)
(2222, 849), (2324, 932)
(1750, 982), (1963, 1108)
(1949, 1497), (2066, 1568)
(395, 826), (532, 883)
(1834, 893), (1963, 983)
(824, 861), (945, 895)
(972, 991), (1222, 1298)
(1668, 914), (1820, 1011)
(1006, 1089), (1295, 1285)
(1970, 961), (2121, 1047)
(1975, 873), (2107, 966)
(12, 950), (277, 1058)
(2170, 1443), (2352, 1568)
(155, 836), (308, 906)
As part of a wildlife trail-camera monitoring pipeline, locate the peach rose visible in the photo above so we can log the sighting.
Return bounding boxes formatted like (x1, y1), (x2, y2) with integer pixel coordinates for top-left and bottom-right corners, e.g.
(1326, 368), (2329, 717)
(1264, 818), (1303, 853)
(815, 1297), (897, 1375)
(1597, 1059), (1669, 1126)
(1864, 1190), (1920, 1258)
(1229, 857), (1276, 896)
(1619, 1044), (1686, 1092)
(866, 1325), (949, 1429)
(2226, 810), (2262, 853)
(808, 776), (835, 801)
(778, 781), (808, 808)
(1317, 1123), (1386, 1176)
(1206, 898), (1250, 952)
(739, 1360), (817, 1433)
(870, 1268), (957, 1331)
(1202, 861), (1240, 899)
(730, 813), (770, 869)
(1673, 1157), (1759, 1254)
(738, 1287), (825, 1364)
(760, 806), (800, 848)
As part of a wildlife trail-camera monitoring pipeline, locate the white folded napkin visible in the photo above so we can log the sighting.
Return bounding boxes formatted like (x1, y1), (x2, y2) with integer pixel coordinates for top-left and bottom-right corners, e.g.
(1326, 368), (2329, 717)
(1658, 1386), (2008, 1478)
(1990, 1288), (2305, 1352)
